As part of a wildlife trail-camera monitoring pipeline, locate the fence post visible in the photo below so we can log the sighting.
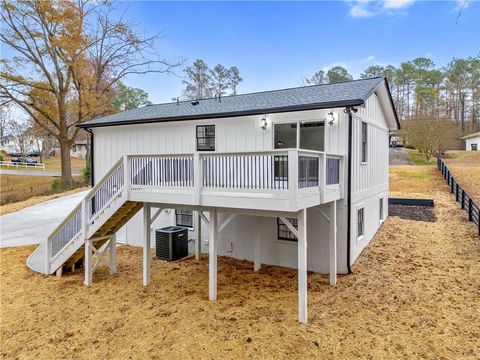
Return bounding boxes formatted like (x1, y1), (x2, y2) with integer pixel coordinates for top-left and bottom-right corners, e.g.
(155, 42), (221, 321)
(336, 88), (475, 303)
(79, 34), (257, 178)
(455, 182), (459, 202)
(469, 198), (473, 222)
(451, 177), (454, 194)
(461, 190), (465, 209)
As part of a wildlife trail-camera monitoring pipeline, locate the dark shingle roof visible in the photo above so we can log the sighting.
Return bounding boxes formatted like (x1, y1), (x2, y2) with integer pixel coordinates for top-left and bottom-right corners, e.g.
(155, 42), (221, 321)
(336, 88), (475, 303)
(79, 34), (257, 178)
(79, 77), (387, 128)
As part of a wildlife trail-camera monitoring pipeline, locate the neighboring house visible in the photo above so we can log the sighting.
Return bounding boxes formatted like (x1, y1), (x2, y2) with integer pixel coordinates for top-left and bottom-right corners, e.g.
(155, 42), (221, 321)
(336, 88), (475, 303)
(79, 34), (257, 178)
(0, 135), (16, 154)
(461, 132), (480, 151)
(27, 77), (400, 324)
(0, 134), (42, 155)
(70, 140), (89, 159)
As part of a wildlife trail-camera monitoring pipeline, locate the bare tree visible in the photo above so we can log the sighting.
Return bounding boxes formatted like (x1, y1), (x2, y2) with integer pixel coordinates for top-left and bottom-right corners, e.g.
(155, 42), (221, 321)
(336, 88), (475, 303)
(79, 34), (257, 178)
(400, 118), (461, 161)
(1, 0), (182, 187)
(182, 59), (213, 100)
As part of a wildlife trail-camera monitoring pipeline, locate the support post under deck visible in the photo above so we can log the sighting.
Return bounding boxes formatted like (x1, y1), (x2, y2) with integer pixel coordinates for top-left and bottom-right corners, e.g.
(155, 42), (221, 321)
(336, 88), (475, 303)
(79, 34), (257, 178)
(195, 211), (202, 261)
(143, 203), (151, 286)
(209, 209), (218, 301)
(297, 208), (307, 324)
(329, 201), (337, 286)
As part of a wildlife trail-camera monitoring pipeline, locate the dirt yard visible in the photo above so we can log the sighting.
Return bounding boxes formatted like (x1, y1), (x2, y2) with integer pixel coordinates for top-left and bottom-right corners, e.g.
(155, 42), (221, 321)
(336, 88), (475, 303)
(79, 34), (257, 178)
(1, 167), (479, 359)
(443, 151), (480, 203)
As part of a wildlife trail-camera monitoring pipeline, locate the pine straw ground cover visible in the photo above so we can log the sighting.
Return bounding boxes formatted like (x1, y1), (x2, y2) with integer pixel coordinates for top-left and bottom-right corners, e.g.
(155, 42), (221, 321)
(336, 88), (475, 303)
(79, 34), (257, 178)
(1, 167), (479, 359)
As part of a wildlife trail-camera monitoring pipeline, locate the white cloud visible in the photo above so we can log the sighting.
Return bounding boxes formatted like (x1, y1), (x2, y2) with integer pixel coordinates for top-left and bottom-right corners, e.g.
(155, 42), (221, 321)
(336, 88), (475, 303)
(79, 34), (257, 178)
(383, 0), (415, 10)
(346, 0), (416, 18)
(349, 4), (374, 17)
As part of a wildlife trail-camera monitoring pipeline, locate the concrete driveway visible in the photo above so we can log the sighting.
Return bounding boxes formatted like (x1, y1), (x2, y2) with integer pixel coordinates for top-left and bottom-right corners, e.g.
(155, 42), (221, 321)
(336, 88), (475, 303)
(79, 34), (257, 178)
(0, 190), (88, 248)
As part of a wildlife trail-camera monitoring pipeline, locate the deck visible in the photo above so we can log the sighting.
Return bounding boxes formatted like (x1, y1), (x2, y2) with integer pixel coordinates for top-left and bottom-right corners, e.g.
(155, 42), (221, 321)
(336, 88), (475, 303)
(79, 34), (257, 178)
(119, 149), (344, 212)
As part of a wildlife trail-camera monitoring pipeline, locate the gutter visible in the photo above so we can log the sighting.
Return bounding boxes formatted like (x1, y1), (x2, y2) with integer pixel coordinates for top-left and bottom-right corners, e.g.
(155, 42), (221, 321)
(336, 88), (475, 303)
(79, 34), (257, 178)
(84, 128), (95, 186)
(345, 106), (354, 274)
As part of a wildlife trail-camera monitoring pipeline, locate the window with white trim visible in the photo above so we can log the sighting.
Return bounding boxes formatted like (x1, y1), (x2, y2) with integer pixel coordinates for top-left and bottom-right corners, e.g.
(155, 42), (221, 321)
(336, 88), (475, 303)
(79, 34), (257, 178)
(361, 122), (368, 163)
(357, 208), (364, 238)
(277, 218), (297, 241)
(196, 125), (215, 151)
(175, 209), (193, 228)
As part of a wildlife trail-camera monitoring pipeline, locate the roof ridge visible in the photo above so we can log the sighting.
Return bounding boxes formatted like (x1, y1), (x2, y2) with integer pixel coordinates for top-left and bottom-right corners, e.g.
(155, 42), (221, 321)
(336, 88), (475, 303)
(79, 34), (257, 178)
(145, 77), (385, 108)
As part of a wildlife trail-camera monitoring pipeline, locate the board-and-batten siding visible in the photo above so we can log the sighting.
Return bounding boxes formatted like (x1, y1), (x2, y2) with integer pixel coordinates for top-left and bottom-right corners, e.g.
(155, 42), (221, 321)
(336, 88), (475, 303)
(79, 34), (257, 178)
(93, 108), (341, 183)
(349, 93), (390, 264)
(351, 94), (389, 200)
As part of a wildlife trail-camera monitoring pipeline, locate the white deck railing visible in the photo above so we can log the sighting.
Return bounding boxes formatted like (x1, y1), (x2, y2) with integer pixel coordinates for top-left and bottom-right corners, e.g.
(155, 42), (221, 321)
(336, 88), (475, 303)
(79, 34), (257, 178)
(45, 149), (344, 273)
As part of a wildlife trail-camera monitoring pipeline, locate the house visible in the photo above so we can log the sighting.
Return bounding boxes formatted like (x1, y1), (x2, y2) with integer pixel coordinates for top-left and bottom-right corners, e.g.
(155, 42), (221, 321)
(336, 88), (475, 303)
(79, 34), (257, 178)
(461, 132), (479, 151)
(27, 77), (400, 324)
(70, 140), (89, 159)
(0, 134), (42, 156)
(0, 135), (16, 154)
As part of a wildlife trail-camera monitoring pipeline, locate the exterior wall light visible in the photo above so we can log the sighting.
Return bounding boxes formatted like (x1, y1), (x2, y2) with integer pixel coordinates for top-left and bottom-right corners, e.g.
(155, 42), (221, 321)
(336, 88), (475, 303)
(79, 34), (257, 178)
(327, 112), (336, 126)
(260, 116), (268, 130)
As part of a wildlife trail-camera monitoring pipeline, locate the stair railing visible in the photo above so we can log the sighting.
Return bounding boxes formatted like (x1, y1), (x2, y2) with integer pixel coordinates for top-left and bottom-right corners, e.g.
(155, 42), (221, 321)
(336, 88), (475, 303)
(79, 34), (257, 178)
(45, 157), (125, 274)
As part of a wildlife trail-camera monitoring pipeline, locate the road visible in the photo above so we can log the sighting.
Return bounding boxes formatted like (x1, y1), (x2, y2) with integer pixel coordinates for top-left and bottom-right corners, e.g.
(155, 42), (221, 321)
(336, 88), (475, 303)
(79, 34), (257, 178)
(389, 147), (414, 165)
(0, 169), (81, 177)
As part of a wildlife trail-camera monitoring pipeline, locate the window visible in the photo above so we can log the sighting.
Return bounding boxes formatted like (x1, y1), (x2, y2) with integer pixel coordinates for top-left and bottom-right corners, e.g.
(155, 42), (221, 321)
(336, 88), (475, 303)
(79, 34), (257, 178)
(357, 208), (364, 238)
(471, 143), (478, 151)
(72, 144), (77, 152)
(273, 121), (325, 152)
(274, 123), (297, 149)
(361, 122), (368, 163)
(274, 155), (288, 180)
(379, 198), (384, 221)
(175, 210), (193, 228)
(196, 125), (215, 151)
(300, 122), (324, 151)
(277, 217), (298, 241)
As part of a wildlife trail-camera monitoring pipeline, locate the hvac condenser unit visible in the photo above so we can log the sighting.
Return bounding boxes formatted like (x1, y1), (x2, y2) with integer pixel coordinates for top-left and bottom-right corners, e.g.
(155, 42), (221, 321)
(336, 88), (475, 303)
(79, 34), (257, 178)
(155, 226), (188, 261)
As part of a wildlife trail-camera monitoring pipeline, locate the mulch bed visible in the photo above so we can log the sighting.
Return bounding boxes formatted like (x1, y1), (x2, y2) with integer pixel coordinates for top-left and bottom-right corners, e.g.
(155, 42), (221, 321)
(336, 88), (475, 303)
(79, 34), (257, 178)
(389, 204), (437, 222)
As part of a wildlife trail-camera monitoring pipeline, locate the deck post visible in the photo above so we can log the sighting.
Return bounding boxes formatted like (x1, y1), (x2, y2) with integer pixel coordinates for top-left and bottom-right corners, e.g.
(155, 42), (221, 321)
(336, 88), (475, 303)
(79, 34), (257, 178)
(193, 152), (201, 204)
(195, 211), (202, 261)
(297, 208), (307, 324)
(83, 198), (92, 286)
(123, 155), (130, 200)
(288, 149), (298, 210)
(329, 201), (337, 286)
(109, 233), (117, 275)
(209, 209), (218, 301)
(143, 203), (151, 286)
(254, 217), (261, 271)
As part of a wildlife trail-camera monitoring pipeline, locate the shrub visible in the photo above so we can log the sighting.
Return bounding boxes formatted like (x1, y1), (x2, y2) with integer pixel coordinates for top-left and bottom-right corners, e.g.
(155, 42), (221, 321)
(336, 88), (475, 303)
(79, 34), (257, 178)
(82, 166), (91, 185)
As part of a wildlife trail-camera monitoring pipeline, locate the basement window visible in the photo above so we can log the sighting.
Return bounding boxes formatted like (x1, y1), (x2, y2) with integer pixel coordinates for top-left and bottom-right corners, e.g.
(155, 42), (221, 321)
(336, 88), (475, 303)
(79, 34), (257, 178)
(196, 125), (215, 151)
(379, 198), (384, 222)
(175, 210), (193, 228)
(357, 208), (365, 238)
(277, 217), (297, 241)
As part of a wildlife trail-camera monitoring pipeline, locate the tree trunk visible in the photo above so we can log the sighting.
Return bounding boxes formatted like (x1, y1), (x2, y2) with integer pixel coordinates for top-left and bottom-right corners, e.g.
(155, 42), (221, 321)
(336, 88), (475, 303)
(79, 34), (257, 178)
(59, 139), (73, 188)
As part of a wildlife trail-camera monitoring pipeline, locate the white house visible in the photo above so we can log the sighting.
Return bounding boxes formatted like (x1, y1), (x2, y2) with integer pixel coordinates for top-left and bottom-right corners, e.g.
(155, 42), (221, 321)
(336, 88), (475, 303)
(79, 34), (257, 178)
(70, 140), (89, 159)
(27, 77), (400, 323)
(461, 132), (479, 151)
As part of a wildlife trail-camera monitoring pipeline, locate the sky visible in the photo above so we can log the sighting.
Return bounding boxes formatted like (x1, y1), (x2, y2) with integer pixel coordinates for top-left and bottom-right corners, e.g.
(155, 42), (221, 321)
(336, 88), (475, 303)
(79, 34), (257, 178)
(117, 0), (480, 104)
(2, 0), (479, 106)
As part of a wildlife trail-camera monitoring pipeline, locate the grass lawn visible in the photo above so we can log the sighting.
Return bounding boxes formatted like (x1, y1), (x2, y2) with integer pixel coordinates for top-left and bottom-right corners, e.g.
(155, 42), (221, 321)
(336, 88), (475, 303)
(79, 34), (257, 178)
(1, 167), (479, 359)
(0, 156), (86, 174)
(405, 148), (437, 166)
(0, 175), (85, 207)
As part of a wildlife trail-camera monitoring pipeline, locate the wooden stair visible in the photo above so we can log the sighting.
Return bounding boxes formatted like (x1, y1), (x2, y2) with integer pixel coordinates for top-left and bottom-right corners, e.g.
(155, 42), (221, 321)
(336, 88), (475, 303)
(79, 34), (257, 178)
(62, 201), (143, 272)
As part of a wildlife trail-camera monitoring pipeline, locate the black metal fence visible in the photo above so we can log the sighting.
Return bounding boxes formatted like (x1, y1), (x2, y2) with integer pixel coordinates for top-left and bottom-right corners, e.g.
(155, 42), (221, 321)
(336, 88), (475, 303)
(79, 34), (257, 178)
(437, 157), (480, 236)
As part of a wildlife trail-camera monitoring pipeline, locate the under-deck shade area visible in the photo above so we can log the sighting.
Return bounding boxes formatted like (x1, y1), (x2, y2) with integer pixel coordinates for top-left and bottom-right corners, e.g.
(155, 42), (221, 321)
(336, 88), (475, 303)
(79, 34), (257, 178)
(131, 203), (338, 324)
